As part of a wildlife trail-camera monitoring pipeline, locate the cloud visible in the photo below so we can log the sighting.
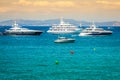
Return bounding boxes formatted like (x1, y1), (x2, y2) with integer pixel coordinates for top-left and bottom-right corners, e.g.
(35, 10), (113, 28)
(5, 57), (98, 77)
(96, 0), (120, 9)
(0, 0), (120, 21)
(13, 0), (75, 8)
(0, 7), (10, 13)
(10, 0), (77, 14)
(1, 0), (120, 13)
(0, 8), (6, 13)
(14, 0), (49, 6)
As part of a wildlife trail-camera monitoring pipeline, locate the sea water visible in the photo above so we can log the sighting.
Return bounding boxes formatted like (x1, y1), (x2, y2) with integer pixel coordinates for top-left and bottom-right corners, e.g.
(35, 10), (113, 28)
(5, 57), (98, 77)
(0, 26), (120, 80)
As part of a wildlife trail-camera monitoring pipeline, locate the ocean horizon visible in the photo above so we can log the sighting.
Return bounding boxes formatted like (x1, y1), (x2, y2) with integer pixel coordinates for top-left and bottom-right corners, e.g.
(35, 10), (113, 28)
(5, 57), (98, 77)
(0, 26), (120, 80)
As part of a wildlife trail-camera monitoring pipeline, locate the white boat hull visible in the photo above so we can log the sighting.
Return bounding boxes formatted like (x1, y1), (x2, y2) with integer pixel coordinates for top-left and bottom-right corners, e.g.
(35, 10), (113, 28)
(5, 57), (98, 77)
(54, 38), (75, 43)
(47, 30), (80, 34)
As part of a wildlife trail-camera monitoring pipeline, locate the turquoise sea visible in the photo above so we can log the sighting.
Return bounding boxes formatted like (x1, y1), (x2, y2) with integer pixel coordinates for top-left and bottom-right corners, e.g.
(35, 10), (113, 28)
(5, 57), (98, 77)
(0, 26), (120, 80)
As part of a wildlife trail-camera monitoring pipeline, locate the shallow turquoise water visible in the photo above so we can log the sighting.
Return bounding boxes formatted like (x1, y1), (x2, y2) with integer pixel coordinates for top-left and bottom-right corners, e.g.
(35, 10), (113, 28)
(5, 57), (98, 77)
(0, 27), (120, 80)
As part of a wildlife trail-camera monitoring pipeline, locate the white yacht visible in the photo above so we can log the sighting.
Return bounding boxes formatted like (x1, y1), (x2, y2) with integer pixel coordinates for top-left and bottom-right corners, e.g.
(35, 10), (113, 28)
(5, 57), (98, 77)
(54, 37), (75, 43)
(3, 21), (43, 35)
(79, 23), (112, 36)
(47, 18), (80, 34)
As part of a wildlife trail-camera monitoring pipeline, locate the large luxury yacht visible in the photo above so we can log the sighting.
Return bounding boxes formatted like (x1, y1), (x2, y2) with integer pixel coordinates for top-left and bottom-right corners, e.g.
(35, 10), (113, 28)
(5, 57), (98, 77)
(79, 23), (112, 36)
(3, 21), (43, 35)
(47, 18), (80, 34)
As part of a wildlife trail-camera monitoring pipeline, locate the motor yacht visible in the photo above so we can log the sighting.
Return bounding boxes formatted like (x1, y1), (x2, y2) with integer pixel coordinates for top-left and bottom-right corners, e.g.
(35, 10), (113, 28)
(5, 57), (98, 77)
(3, 21), (43, 35)
(47, 18), (80, 34)
(79, 23), (112, 36)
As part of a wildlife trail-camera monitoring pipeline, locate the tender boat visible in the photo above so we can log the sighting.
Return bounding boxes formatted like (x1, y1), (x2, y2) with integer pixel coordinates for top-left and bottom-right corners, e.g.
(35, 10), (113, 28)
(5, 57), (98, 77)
(3, 21), (43, 35)
(54, 37), (75, 43)
(79, 23), (112, 36)
(47, 18), (80, 34)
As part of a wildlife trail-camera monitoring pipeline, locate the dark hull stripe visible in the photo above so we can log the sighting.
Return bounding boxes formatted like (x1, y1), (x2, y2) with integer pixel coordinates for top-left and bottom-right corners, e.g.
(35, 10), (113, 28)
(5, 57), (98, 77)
(88, 33), (112, 35)
(3, 32), (42, 35)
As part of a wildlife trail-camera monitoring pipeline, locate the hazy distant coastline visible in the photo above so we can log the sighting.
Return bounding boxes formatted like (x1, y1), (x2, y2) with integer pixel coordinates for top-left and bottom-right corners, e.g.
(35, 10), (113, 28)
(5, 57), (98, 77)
(0, 19), (120, 26)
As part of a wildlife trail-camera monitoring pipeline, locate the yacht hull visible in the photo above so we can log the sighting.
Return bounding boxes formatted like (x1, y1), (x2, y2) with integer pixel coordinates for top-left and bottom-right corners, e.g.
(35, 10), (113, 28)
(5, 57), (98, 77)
(3, 31), (43, 35)
(47, 30), (80, 34)
(54, 39), (75, 43)
(79, 32), (112, 36)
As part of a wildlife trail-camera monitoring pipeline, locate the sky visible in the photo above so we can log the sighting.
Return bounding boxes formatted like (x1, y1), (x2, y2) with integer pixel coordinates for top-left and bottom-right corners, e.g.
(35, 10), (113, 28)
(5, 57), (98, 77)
(0, 0), (120, 22)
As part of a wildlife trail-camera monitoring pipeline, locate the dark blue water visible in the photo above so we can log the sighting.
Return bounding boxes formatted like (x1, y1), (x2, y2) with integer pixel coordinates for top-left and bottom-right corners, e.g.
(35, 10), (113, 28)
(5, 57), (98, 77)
(0, 26), (120, 80)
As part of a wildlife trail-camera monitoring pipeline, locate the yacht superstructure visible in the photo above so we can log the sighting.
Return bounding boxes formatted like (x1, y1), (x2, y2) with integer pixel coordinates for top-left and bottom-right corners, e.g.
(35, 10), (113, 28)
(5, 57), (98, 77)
(47, 18), (80, 34)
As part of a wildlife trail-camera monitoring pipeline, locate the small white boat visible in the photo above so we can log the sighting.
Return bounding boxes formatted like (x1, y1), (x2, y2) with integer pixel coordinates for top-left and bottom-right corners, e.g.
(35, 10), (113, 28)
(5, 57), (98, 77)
(54, 37), (75, 43)
(47, 18), (80, 34)
(3, 21), (43, 35)
(79, 23), (112, 36)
